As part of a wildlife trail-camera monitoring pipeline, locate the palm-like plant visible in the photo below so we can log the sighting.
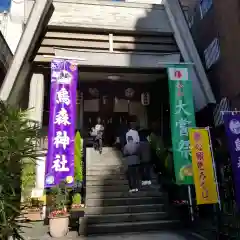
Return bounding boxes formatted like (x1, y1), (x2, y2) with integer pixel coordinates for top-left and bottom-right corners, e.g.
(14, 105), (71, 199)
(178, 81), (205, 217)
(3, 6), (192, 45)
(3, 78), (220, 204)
(0, 101), (42, 239)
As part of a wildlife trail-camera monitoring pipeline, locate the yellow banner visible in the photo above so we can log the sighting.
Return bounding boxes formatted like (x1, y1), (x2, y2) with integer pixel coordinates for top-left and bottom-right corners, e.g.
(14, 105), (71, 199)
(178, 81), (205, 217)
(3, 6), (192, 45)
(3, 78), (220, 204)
(189, 128), (218, 205)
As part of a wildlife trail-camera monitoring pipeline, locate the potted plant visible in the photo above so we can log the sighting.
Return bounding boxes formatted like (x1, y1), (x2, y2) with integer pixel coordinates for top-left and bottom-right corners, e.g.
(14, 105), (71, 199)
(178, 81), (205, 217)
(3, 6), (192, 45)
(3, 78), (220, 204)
(48, 182), (69, 238)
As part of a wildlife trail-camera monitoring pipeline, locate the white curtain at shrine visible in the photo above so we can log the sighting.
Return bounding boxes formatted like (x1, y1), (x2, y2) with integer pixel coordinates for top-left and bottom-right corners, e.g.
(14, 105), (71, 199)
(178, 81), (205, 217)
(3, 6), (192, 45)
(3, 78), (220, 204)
(129, 101), (148, 128)
(84, 99), (99, 112)
(114, 98), (128, 112)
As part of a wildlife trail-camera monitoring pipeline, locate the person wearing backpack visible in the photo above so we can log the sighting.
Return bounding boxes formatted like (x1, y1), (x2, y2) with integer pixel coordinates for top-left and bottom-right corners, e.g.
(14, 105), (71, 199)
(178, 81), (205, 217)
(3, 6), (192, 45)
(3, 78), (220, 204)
(123, 136), (140, 192)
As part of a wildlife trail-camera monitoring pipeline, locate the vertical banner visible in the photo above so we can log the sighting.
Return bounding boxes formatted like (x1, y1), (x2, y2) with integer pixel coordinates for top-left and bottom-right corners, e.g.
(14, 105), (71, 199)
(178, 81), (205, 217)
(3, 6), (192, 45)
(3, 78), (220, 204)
(223, 112), (240, 208)
(167, 65), (196, 184)
(189, 128), (218, 205)
(45, 59), (78, 188)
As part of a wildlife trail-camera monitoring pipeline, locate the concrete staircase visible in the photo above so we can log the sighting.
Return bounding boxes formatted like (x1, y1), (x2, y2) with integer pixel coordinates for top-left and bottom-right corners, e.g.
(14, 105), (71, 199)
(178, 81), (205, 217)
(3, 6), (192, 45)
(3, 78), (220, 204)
(79, 147), (181, 236)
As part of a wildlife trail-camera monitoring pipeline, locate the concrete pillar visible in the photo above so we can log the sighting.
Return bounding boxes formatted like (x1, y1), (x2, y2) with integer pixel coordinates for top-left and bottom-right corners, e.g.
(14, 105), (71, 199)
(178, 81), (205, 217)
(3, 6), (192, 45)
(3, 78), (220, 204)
(80, 93), (84, 130)
(76, 91), (81, 130)
(28, 73), (44, 125)
(28, 73), (45, 194)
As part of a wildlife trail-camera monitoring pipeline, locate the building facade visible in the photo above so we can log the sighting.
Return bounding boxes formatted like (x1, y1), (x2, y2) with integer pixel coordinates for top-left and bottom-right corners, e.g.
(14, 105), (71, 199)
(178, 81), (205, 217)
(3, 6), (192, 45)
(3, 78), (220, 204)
(191, 0), (240, 111)
(0, 0), (215, 194)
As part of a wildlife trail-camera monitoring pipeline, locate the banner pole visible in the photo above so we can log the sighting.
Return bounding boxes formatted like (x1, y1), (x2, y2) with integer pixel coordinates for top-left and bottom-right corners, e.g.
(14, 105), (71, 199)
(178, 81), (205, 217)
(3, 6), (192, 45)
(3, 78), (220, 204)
(206, 127), (222, 210)
(188, 185), (194, 221)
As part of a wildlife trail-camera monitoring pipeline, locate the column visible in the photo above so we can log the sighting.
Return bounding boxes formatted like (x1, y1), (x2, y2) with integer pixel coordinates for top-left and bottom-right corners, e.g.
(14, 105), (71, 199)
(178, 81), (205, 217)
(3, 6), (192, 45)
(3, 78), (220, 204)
(76, 91), (81, 130)
(80, 92), (84, 130)
(28, 73), (45, 193)
(28, 73), (44, 125)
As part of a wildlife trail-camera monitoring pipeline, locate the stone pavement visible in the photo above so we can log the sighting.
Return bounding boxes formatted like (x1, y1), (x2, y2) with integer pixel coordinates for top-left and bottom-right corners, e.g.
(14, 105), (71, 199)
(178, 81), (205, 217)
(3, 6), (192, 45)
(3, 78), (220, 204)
(20, 222), (205, 240)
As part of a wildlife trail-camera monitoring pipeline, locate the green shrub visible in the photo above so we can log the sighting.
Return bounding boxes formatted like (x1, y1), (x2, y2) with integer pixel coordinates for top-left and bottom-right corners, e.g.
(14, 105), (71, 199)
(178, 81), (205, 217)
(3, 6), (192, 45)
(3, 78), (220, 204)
(72, 132), (83, 206)
(0, 101), (42, 239)
(74, 131), (83, 182)
(72, 193), (81, 205)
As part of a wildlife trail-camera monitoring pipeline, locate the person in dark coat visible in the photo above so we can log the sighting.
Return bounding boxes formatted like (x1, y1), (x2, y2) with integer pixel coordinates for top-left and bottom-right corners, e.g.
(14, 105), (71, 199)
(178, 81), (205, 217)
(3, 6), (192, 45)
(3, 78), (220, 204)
(123, 136), (140, 192)
(139, 129), (152, 186)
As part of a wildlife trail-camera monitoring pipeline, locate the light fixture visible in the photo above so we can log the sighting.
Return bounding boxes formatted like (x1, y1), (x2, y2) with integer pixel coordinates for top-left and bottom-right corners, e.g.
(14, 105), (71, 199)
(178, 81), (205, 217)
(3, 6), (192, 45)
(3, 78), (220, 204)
(107, 75), (120, 81)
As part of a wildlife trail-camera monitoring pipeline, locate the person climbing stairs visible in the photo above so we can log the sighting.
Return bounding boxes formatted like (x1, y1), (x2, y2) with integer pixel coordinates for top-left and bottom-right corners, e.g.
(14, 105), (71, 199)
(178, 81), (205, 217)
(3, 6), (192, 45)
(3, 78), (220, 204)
(79, 147), (184, 236)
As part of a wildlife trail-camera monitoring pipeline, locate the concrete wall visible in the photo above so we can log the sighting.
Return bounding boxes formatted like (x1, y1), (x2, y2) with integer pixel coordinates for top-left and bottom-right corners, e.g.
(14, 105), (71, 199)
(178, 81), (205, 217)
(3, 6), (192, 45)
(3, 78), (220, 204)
(2, 0), (193, 58)
(191, 0), (240, 106)
(25, 0), (173, 33)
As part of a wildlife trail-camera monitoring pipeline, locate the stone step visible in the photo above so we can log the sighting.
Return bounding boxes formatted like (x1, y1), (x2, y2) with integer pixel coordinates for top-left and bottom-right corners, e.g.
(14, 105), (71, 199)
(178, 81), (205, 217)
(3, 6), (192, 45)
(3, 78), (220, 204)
(86, 189), (164, 199)
(86, 178), (158, 187)
(86, 174), (127, 181)
(86, 179), (129, 186)
(87, 161), (123, 167)
(86, 203), (166, 215)
(86, 211), (169, 224)
(87, 184), (162, 193)
(86, 184), (130, 192)
(87, 165), (124, 170)
(80, 219), (181, 236)
(86, 148), (123, 166)
(87, 196), (166, 207)
(87, 169), (126, 176)
(86, 173), (157, 181)
(86, 147), (121, 155)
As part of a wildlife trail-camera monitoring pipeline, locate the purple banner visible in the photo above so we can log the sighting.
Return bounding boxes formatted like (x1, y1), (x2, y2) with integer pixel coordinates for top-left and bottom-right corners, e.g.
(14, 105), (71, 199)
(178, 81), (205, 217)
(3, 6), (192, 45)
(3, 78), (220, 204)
(223, 112), (240, 208)
(45, 59), (78, 188)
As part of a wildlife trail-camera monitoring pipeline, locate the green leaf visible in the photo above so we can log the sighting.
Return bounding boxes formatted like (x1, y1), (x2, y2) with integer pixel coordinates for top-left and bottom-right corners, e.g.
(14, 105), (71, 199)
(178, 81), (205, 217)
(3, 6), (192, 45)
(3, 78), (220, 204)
(0, 100), (42, 239)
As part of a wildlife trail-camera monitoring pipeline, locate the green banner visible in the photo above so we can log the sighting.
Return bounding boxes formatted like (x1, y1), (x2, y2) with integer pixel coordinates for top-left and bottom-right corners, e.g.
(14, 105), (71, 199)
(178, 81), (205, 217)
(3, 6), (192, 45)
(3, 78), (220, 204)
(167, 65), (196, 184)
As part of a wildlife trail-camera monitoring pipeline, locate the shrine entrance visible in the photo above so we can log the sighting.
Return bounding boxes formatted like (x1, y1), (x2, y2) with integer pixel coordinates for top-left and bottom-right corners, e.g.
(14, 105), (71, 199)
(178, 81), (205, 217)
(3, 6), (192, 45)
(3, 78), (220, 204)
(74, 67), (170, 146)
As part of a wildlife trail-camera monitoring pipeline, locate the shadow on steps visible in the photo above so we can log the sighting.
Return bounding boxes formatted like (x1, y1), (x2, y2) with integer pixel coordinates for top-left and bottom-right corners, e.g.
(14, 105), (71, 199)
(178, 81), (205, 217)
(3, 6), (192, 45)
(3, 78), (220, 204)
(79, 147), (187, 236)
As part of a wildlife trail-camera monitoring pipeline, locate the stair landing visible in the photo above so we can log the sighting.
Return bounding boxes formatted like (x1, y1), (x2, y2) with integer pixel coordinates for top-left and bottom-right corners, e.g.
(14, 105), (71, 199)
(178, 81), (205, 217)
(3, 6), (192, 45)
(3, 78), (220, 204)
(19, 221), (203, 240)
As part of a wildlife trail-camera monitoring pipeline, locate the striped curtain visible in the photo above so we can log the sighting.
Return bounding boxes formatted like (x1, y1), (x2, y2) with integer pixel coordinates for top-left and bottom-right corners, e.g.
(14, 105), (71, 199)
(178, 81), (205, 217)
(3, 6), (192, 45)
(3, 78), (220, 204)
(204, 38), (220, 70)
(213, 97), (230, 127)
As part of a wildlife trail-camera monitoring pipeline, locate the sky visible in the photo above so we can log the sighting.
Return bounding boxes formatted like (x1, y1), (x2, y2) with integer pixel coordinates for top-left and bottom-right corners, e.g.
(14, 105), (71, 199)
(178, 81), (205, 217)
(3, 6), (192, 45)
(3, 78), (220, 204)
(0, 0), (11, 12)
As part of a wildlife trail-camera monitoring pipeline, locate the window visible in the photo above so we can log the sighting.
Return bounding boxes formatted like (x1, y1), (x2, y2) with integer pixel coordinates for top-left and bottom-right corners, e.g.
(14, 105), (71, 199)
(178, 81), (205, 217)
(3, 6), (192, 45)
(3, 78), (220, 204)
(204, 38), (220, 69)
(199, 0), (213, 19)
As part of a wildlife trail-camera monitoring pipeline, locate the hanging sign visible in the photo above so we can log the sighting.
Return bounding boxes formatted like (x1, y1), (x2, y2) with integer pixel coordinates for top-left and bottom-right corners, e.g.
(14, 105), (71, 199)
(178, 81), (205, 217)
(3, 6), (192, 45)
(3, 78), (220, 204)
(103, 96), (108, 105)
(89, 88), (99, 97)
(125, 88), (134, 98)
(45, 59), (78, 188)
(189, 128), (218, 205)
(141, 92), (150, 106)
(167, 65), (196, 184)
(223, 112), (240, 208)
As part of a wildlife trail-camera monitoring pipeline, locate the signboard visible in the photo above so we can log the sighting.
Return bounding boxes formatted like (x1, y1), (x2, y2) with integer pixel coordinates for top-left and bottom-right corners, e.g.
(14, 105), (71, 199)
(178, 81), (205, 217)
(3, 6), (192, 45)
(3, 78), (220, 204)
(189, 128), (218, 205)
(167, 65), (196, 184)
(45, 59), (78, 188)
(223, 112), (240, 208)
